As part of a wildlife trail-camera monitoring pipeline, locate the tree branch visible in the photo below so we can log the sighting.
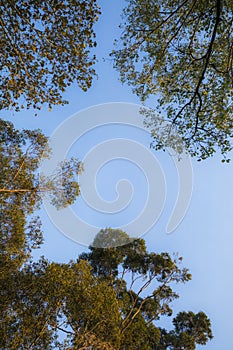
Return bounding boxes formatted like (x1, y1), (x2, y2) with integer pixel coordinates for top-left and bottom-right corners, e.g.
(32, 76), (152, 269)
(172, 0), (221, 126)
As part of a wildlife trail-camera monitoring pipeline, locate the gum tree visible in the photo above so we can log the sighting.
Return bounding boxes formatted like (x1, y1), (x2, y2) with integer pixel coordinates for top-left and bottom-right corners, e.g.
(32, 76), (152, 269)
(0, 119), (82, 268)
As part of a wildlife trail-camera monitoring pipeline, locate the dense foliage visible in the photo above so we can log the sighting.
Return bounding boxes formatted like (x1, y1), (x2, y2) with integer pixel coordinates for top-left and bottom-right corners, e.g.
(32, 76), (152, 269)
(112, 0), (233, 160)
(0, 0), (100, 111)
(1, 229), (213, 349)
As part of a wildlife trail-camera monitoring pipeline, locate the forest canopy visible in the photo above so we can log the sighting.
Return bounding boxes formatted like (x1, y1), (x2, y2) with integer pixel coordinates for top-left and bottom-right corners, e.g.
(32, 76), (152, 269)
(0, 1), (219, 348)
(0, 228), (213, 349)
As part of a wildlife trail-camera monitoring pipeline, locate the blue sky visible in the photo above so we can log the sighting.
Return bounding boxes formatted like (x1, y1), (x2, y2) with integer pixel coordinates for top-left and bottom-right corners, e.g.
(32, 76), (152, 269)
(3, 1), (233, 349)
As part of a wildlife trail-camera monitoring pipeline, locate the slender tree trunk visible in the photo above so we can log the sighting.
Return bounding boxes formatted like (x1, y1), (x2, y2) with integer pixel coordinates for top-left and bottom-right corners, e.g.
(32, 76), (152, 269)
(0, 189), (38, 193)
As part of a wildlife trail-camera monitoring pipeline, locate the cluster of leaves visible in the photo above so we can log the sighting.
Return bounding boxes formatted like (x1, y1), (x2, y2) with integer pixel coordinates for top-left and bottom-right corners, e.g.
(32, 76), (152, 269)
(112, 0), (233, 160)
(0, 0), (100, 111)
(1, 229), (213, 349)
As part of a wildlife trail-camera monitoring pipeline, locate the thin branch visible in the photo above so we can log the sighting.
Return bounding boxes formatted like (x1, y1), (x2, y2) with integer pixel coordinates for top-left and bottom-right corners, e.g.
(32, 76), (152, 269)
(191, 91), (202, 138)
(50, 324), (74, 335)
(161, 0), (198, 56)
(125, 0), (190, 52)
(121, 280), (171, 334)
(0, 189), (38, 193)
(121, 274), (156, 330)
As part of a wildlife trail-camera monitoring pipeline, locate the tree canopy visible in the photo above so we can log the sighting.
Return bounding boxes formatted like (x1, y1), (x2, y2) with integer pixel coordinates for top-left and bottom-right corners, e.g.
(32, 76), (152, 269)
(1, 229), (213, 349)
(0, 3), (215, 348)
(0, 0), (100, 111)
(112, 0), (233, 160)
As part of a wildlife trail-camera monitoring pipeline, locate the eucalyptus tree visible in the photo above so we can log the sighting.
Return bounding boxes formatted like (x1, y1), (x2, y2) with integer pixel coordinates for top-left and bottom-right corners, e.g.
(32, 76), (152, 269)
(78, 229), (213, 349)
(0, 119), (82, 268)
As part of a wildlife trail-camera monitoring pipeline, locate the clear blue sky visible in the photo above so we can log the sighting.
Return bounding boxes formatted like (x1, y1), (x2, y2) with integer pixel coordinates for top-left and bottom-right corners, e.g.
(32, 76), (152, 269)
(3, 1), (233, 349)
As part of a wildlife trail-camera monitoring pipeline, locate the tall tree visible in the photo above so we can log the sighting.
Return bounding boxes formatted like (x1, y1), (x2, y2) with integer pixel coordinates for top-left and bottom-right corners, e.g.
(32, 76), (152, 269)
(0, 119), (83, 349)
(78, 228), (213, 349)
(0, 0), (100, 111)
(0, 119), (82, 268)
(112, 0), (233, 160)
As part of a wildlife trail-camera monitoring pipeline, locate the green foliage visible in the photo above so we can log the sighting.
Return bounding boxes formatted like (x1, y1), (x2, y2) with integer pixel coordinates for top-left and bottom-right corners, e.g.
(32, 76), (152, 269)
(0, 259), (120, 349)
(39, 157), (83, 210)
(112, 0), (233, 160)
(0, 119), (82, 267)
(0, 119), (47, 267)
(173, 311), (213, 346)
(1, 229), (213, 349)
(158, 311), (213, 349)
(78, 229), (212, 349)
(0, 0), (100, 111)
